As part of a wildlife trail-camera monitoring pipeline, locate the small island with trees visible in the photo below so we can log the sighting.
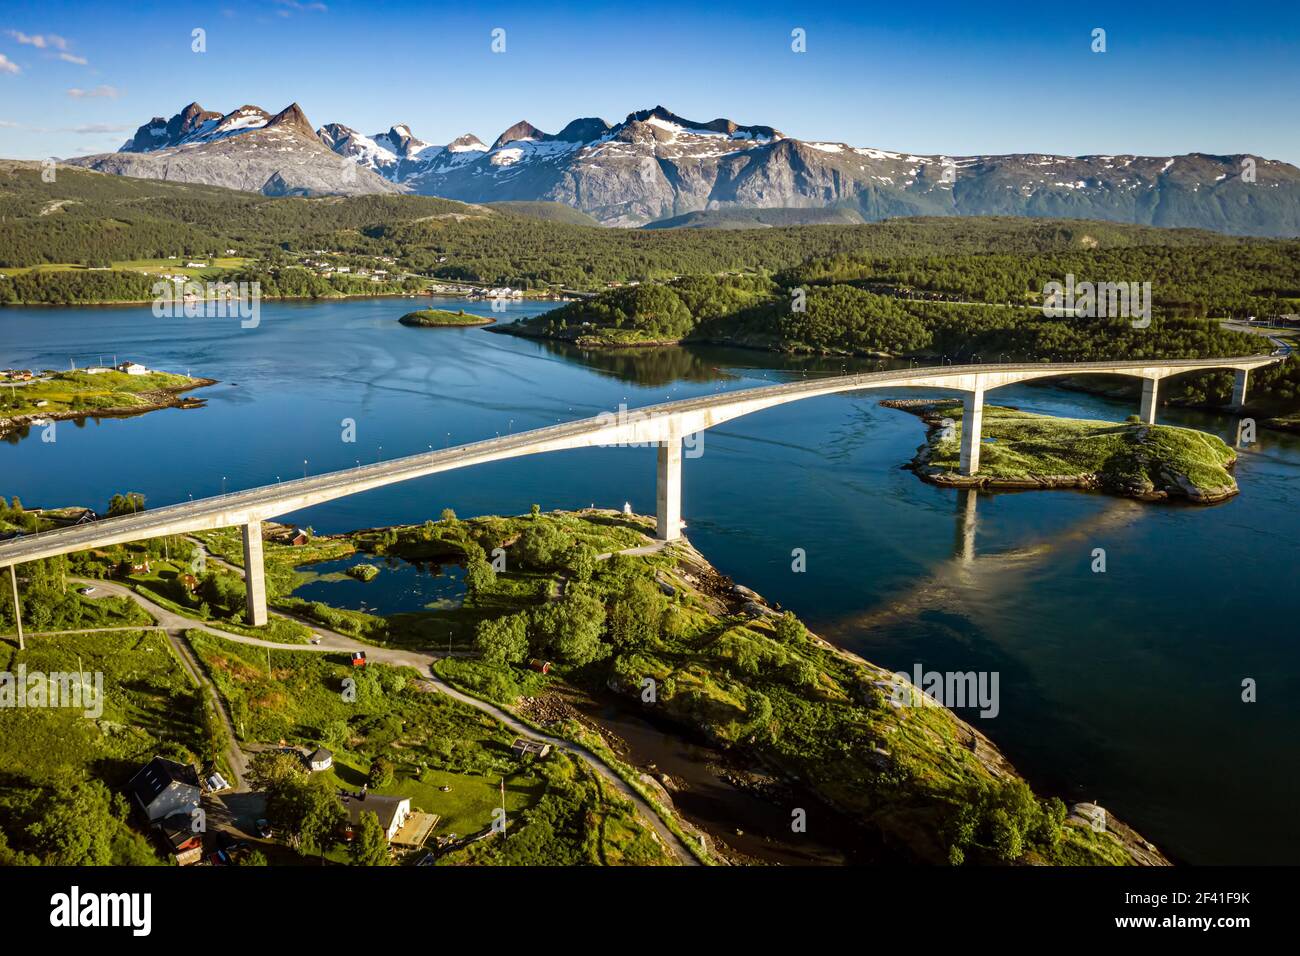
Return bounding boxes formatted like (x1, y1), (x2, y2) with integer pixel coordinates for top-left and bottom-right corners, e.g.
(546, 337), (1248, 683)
(886, 399), (1241, 502)
(398, 308), (494, 328)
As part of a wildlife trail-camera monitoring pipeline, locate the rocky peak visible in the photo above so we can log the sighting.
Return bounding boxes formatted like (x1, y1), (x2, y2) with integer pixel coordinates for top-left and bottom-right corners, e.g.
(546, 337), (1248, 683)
(265, 103), (316, 138)
(491, 120), (548, 150)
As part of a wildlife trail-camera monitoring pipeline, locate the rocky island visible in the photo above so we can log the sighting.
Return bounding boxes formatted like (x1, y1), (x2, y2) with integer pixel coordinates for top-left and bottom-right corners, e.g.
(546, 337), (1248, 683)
(398, 308), (494, 327)
(885, 399), (1240, 502)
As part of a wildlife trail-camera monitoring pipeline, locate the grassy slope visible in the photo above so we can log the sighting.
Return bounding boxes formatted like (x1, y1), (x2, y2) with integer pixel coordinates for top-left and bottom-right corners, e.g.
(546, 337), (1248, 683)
(185, 630), (674, 864)
(913, 402), (1238, 500)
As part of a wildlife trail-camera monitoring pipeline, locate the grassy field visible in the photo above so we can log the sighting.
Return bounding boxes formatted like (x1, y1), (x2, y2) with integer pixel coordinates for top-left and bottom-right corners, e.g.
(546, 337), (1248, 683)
(0, 368), (207, 423)
(0, 257), (252, 279)
(398, 308), (493, 327)
(912, 402), (1239, 500)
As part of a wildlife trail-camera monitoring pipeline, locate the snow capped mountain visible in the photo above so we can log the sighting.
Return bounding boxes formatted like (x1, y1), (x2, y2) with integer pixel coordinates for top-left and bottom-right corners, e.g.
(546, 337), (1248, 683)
(80, 101), (1300, 235)
(75, 102), (396, 197)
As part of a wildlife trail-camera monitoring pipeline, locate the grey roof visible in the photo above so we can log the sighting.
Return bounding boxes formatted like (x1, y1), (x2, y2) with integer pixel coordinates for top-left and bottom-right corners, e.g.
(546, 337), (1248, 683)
(308, 746), (332, 763)
(128, 756), (201, 809)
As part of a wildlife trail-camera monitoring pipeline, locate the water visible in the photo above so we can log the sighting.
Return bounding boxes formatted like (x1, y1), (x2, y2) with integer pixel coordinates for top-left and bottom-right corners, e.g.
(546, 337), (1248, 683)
(3, 296), (1297, 864)
(291, 555), (466, 614)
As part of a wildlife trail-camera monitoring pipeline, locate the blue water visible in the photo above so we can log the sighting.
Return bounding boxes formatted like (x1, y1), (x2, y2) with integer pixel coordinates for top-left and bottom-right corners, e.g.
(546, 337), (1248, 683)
(291, 555), (466, 614)
(2, 295), (1297, 864)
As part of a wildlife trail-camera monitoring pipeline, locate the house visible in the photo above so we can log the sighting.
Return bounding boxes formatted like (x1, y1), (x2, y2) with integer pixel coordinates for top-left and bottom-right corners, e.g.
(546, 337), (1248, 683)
(84, 366), (113, 374)
(306, 746), (333, 772)
(350, 651), (367, 668)
(527, 659), (553, 675)
(74, 509), (98, 525)
(339, 790), (411, 843)
(289, 528), (309, 546)
(128, 756), (201, 823)
(116, 362), (148, 375)
(158, 813), (203, 866)
(179, 572), (199, 593)
(511, 738), (551, 759)
(125, 559), (151, 575)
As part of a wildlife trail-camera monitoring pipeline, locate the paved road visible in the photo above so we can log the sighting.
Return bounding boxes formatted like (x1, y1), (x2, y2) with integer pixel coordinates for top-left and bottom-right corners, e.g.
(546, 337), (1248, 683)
(1, 355), (1279, 568)
(52, 577), (701, 865)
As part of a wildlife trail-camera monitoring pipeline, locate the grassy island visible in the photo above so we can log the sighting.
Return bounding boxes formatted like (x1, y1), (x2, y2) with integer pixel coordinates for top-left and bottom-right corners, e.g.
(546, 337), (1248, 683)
(887, 400), (1239, 502)
(398, 308), (493, 327)
(0, 367), (213, 438)
(345, 563), (380, 582)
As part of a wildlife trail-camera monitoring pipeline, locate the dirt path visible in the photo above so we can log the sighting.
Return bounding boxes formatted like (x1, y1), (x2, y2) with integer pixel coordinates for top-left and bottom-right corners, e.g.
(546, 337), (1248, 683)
(61, 575), (701, 865)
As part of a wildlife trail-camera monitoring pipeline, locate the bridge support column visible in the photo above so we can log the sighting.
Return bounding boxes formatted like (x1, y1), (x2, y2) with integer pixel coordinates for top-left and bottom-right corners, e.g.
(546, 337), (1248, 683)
(7, 564), (22, 651)
(240, 521), (268, 627)
(1231, 368), (1249, 410)
(959, 388), (985, 476)
(1139, 378), (1160, 424)
(656, 428), (683, 541)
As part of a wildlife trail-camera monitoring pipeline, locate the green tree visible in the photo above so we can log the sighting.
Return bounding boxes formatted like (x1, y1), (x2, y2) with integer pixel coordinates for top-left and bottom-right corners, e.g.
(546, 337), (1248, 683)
(533, 591), (607, 666)
(475, 612), (530, 665)
(368, 756), (395, 788)
(606, 576), (667, 650)
(348, 810), (391, 866)
(774, 611), (806, 644)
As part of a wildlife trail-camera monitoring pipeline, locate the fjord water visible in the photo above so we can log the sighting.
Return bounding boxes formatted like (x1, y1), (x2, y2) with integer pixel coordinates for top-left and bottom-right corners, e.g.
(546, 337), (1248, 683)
(3, 297), (1297, 864)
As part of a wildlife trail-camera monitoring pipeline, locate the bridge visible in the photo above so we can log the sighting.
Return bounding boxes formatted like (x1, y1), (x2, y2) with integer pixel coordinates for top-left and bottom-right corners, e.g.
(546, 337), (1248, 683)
(0, 355), (1280, 646)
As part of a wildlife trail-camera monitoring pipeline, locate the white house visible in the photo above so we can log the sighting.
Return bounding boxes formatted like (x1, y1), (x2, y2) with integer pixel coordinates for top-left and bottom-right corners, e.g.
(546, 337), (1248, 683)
(117, 362), (149, 375)
(306, 746), (333, 772)
(340, 791), (411, 843)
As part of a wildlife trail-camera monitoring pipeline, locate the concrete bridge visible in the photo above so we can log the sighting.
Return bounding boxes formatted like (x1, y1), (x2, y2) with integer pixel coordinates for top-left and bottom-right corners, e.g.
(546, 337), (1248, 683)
(0, 355), (1279, 645)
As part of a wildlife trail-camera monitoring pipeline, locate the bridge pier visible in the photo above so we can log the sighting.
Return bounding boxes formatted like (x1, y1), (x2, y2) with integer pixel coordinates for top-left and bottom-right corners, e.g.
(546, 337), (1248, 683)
(1139, 378), (1160, 424)
(1231, 368), (1250, 410)
(656, 429), (683, 541)
(958, 388), (985, 476)
(240, 521), (268, 627)
(7, 564), (22, 651)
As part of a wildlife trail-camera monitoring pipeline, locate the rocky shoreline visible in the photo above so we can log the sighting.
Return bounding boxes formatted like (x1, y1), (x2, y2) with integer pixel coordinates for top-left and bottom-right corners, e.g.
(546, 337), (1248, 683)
(0, 377), (216, 439)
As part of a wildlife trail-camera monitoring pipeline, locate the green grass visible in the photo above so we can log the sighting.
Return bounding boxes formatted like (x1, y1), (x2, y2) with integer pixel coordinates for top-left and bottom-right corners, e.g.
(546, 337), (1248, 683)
(916, 402), (1239, 500)
(398, 308), (493, 327)
(184, 628), (675, 863)
(0, 369), (205, 422)
(0, 630), (207, 787)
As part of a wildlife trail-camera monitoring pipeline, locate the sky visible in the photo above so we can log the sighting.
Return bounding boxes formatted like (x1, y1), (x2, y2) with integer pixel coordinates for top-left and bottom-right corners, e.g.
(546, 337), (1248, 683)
(1, 0), (1298, 163)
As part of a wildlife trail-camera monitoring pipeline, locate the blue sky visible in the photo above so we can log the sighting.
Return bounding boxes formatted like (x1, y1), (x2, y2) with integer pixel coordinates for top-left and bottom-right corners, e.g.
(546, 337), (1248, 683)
(1, 0), (1298, 163)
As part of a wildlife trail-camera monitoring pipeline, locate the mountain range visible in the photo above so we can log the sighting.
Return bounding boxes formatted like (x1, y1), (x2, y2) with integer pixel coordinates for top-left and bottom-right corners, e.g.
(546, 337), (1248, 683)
(64, 101), (1300, 235)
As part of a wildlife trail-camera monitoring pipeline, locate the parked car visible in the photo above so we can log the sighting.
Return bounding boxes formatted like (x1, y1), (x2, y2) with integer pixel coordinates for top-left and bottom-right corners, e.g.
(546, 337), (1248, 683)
(350, 651), (367, 668)
(310, 636), (321, 645)
(76, 586), (97, 596)
(256, 819), (273, 839)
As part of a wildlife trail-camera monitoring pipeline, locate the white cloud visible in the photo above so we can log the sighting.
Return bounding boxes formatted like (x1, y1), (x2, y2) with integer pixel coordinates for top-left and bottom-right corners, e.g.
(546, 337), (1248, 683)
(67, 85), (120, 99)
(0, 54), (19, 75)
(6, 30), (69, 50)
(273, 0), (328, 13)
(6, 30), (88, 65)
